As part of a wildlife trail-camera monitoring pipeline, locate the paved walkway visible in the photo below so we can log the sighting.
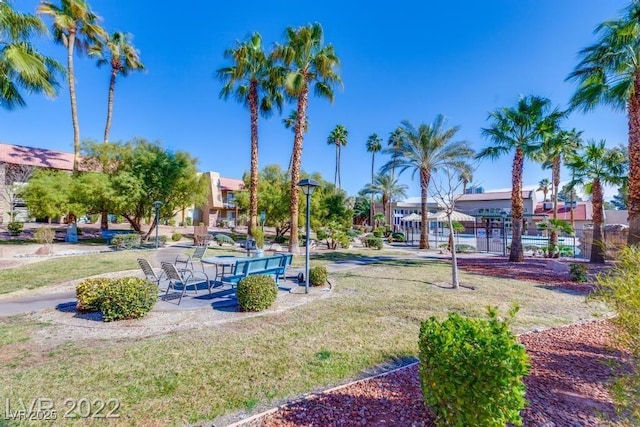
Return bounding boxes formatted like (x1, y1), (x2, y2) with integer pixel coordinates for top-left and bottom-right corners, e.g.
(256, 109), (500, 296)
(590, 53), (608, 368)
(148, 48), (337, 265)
(0, 244), (393, 317)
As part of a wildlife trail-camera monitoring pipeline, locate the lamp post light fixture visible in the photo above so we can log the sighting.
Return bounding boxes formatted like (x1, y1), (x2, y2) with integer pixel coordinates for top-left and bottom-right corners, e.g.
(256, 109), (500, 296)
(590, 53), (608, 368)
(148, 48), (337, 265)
(152, 201), (163, 249)
(297, 178), (320, 294)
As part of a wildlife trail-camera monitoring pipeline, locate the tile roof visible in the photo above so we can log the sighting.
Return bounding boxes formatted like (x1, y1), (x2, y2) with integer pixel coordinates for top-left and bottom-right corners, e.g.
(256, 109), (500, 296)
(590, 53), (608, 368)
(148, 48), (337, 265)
(0, 142), (74, 170)
(534, 202), (592, 221)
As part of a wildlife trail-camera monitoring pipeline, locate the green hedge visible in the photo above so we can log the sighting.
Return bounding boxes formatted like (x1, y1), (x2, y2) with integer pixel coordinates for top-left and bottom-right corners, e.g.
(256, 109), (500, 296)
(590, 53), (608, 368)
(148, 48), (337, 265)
(237, 275), (277, 312)
(418, 307), (529, 427)
(309, 266), (328, 286)
(76, 277), (157, 321)
(171, 233), (183, 241)
(111, 233), (141, 249)
(364, 236), (384, 250)
(7, 222), (23, 236)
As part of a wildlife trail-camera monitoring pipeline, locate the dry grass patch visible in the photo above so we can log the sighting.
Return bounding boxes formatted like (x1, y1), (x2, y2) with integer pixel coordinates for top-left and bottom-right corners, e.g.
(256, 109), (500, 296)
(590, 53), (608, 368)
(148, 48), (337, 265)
(0, 257), (609, 425)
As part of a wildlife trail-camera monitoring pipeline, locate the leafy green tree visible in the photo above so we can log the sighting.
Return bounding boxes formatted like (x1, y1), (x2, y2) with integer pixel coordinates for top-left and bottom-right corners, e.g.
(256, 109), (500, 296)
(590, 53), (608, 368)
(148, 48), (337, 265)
(217, 32), (283, 238)
(327, 124), (348, 189)
(478, 95), (564, 262)
(1, 1), (62, 109)
(272, 22), (341, 253)
(612, 182), (629, 210)
(365, 133), (382, 226)
(109, 138), (207, 240)
(384, 116), (474, 249)
(89, 31), (144, 143)
(566, 140), (627, 263)
(22, 169), (76, 221)
(38, 0), (106, 172)
(567, 1), (640, 245)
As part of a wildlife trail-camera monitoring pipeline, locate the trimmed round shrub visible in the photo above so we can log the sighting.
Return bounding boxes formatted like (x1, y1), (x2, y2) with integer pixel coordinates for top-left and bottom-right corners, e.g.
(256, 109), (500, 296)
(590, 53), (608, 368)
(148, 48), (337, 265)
(274, 235), (287, 244)
(99, 277), (158, 322)
(237, 275), (277, 312)
(7, 221), (23, 236)
(213, 234), (235, 246)
(316, 229), (328, 241)
(365, 236), (384, 250)
(392, 232), (406, 242)
(419, 307), (529, 427)
(76, 278), (111, 312)
(171, 233), (182, 241)
(309, 266), (328, 286)
(111, 233), (141, 249)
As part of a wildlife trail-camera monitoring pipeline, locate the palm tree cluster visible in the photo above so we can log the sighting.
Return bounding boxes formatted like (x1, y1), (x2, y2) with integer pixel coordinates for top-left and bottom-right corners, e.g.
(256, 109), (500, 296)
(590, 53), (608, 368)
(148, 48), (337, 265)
(217, 23), (341, 253)
(2, 1), (145, 175)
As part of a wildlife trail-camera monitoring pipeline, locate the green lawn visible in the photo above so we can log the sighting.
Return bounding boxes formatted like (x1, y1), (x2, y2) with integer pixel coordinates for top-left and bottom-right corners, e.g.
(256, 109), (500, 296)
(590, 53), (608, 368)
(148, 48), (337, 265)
(0, 256), (608, 425)
(0, 250), (154, 295)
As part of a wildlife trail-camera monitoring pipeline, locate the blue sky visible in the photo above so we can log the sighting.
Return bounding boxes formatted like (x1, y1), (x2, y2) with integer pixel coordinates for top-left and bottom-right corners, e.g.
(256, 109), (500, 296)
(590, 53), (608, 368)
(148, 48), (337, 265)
(4, 0), (630, 199)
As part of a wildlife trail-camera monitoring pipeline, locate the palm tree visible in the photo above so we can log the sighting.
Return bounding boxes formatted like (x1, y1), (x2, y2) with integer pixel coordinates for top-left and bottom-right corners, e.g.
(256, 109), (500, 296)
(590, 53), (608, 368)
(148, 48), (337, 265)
(38, 0), (106, 172)
(327, 124), (348, 189)
(458, 168), (473, 194)
(217, 32), (283, 237)
(365, 133), (382, 226)
(383, 116), (474, 249)
(565, 140), (627, 263)
(272, 23), (341, 253)
(1, 2), (62, 110)
(477, 95), (565, 262)
(538, 178), (551, 202)
(536, 218), (574, 258)
(567, 1), (640, 245)
(282, 109), (308, 173)
(89, 31), (144, 143)
(362, 173), (408, 225)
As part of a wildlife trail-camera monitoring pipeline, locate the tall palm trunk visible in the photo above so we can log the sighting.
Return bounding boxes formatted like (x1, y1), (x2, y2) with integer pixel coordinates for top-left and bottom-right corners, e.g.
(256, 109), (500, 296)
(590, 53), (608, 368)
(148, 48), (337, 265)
(628, 73), (640, 245)
(333, 141), (340, 188)
(289, 88), (308, 254)
(248, 81), (259, 237)
(103, 69), (117, 143)
(591, 178), (606, 263)
(510, 148), (525, 262)
(370, 153), (375, 227)
(66, 31), (80, 173)
(550, 155), (561, 253)
(337, 144), (341, 189)
(419, 168), (430, 249)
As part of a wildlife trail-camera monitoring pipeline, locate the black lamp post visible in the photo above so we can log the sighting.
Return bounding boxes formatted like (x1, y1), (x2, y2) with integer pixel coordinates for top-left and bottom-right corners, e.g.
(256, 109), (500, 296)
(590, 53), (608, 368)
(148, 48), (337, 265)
(152, 201), (163, 249)
(297, 178), (320, 293)
(501, 211), (508, 257)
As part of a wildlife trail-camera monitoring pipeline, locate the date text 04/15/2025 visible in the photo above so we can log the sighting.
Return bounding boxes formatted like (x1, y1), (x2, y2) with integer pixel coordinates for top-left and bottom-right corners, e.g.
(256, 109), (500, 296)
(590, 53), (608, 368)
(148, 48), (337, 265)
(4, 398), (120, 421)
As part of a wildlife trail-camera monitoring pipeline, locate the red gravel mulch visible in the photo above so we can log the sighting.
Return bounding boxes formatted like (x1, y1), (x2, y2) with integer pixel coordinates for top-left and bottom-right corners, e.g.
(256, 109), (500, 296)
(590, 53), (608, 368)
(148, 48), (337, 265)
(257, 320), (629, 427)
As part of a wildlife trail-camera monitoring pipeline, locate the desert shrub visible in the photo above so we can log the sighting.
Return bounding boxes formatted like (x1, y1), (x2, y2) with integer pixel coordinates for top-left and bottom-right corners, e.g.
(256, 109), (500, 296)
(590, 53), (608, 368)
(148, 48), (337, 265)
(373, 226), (386, 238)
(365, 236), (384, 250)
(185, 217), (193, 226)
(335, 232), (351, 248)
(558, 245), (574, 257)
(309, 266), (328, 286)
(99, 277), (158, 322)
(316, 228), (328, 241)
(76, 278), (111, 312)
(274, 235), (287, 244)
(7, 221), (23, 236)
(167, 219), (176, 226)
(237, 275), (277, 312)
(392, 232), (406, 242)
(34, 227), (55, 246)
(594, 246), (640, 423)
(346, 229), (361, 238)
(253, 228), (264, 249)
(455, 244), (475, 253)
(418, 306), (529, 427)
(111, 233), (141, 249)
(213, 234), (235, 246)
(171, 233), (182, 241)
(569, 263), (588, 282)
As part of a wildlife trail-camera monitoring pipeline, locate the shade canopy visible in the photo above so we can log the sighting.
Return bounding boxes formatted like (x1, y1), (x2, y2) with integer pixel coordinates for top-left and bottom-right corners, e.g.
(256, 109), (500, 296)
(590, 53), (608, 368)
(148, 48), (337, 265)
(427, 210), (475, 222)
(401, 213), (422, 222)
